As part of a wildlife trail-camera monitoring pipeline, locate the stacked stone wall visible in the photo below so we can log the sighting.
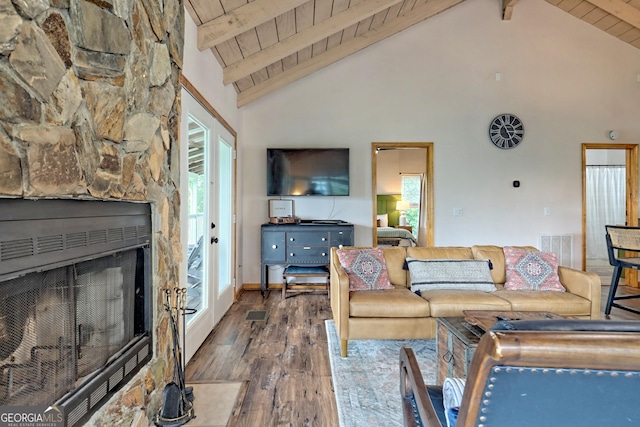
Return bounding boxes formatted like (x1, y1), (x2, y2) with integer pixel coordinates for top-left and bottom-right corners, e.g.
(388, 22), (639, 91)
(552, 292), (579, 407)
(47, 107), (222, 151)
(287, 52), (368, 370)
(0, 0), (184, 425)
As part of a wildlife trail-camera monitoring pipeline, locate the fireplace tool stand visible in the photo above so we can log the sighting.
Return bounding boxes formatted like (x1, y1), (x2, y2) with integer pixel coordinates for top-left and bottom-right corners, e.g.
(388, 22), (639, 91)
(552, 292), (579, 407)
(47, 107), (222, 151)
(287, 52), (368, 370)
(154, 288), (197, 427)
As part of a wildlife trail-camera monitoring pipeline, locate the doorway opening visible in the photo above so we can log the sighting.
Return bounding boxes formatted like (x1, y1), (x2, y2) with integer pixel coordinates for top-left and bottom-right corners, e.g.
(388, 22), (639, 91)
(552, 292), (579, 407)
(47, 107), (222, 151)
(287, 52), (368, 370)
(582, 143), (638, 287)
(371, 143), (434, 247)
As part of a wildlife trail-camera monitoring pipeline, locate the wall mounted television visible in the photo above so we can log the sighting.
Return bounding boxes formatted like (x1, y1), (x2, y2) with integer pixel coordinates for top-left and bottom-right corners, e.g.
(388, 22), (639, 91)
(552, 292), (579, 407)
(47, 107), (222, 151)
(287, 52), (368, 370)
(267, 148), (350, 196)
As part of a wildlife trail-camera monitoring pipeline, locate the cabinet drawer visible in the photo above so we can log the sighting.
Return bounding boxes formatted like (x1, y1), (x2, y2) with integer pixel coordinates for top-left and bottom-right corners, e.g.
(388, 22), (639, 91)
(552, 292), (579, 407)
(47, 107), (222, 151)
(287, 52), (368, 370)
(287, 247), (329, 263)
(330, 230), (353, 246)
(287, 231), (329, 246)
(261, 232), (286, 262)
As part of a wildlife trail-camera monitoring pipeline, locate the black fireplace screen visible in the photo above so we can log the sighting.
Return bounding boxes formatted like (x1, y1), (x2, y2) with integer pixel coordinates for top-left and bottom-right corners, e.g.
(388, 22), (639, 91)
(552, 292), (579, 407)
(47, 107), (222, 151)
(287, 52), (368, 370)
(0, 199), (152, 427)
(0, 250), (137, 406)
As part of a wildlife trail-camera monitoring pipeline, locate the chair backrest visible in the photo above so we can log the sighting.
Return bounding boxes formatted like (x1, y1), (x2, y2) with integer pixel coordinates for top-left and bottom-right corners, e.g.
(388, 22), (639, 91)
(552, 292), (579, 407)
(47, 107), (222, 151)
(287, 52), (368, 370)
(605, 225), (640, 262)
(456, 319), (640, 427)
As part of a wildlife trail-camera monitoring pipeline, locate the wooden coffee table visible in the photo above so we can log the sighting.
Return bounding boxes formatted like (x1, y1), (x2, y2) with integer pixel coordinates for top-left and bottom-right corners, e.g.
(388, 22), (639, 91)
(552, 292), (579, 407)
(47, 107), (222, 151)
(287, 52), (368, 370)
(436, 310), (564, 384)
(463, 310), (564, 332)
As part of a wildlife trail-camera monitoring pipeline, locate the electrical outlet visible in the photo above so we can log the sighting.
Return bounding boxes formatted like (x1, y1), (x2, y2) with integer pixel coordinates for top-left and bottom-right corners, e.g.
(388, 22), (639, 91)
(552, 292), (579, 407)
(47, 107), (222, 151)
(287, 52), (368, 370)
(453, 208), (463, 216)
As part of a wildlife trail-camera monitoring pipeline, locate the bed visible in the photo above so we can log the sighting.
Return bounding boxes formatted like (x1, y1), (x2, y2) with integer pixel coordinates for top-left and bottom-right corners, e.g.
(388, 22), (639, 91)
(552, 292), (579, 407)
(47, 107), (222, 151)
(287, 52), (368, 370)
(377, 226), (417, 247)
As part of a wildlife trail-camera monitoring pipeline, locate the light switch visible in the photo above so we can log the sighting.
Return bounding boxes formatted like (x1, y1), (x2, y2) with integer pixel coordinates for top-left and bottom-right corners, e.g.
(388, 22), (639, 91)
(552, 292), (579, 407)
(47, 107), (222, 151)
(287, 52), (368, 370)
(544, 207), (551, 216)
(453, 208), (463, 216)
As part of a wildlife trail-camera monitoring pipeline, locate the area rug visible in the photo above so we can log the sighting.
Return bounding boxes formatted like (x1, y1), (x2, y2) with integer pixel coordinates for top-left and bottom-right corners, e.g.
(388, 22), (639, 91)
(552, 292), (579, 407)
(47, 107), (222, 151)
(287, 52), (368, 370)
(325, 320), (436, 427)
(184, 381), (246, 427)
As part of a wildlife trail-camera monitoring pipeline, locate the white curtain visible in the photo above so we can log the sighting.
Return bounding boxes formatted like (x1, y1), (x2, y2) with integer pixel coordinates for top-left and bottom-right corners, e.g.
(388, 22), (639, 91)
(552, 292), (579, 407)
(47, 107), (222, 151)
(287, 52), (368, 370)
(417, 174), (426, 246)
(586, 166), (626, 260)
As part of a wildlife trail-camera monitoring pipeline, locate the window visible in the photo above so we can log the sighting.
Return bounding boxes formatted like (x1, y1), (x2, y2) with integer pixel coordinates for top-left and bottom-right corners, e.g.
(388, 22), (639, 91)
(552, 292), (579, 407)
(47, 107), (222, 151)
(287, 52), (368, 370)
(401, 174), (422, 235)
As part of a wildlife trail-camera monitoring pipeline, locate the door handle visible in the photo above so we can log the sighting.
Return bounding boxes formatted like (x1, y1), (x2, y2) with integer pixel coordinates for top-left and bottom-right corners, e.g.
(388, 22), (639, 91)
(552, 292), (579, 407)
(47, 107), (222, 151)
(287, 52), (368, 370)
(211, 237), (219, 244)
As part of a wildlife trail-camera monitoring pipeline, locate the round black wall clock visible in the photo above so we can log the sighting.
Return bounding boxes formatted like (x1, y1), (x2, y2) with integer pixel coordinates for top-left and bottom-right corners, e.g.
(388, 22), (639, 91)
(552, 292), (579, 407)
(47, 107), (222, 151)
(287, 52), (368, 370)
(489, 114), (524, 149)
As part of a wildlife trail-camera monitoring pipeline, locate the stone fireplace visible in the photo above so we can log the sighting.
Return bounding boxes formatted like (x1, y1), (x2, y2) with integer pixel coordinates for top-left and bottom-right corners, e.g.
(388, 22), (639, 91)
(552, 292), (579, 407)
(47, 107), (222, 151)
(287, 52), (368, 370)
(0, 0), (184, 425)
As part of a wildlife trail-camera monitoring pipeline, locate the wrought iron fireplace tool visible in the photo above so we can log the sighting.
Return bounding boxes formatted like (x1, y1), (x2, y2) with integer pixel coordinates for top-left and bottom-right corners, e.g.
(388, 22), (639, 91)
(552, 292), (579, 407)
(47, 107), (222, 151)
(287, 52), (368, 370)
(154, 287), (197, 427)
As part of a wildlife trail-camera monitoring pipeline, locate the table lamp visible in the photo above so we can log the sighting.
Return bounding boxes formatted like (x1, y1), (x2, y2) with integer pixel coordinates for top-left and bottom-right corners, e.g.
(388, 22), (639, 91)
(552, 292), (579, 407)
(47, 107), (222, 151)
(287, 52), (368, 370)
(396, 200), (410, 226)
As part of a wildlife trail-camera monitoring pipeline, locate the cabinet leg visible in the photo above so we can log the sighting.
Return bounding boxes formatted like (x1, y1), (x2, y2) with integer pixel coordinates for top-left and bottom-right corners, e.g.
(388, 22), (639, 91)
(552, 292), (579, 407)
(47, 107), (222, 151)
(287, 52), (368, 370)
(261, 264), (269, 298)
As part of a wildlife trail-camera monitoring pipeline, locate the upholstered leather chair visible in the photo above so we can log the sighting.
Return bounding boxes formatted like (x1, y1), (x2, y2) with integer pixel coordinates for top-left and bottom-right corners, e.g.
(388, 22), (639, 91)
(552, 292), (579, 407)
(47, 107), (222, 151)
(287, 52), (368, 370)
(400, 320), (640, 427)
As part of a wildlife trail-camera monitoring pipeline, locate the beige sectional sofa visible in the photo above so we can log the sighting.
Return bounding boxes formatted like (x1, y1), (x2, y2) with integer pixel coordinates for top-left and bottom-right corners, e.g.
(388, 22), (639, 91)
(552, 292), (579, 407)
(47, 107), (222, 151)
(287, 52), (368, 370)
(330, 245), (601, 357)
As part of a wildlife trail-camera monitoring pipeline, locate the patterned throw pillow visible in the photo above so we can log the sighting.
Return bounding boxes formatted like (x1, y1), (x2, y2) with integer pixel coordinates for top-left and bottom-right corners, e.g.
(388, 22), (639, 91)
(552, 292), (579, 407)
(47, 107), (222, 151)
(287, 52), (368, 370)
(503, 246), (565, 292)
(406, 258), (496, 293)
(336, 248), (393, 291)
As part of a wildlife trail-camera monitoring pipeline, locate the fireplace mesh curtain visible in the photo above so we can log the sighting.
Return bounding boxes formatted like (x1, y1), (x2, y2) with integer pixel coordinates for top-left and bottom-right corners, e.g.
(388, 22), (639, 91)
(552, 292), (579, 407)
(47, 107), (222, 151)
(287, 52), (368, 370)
(0, 251), (137, 407)
(0, 267), (75, 406)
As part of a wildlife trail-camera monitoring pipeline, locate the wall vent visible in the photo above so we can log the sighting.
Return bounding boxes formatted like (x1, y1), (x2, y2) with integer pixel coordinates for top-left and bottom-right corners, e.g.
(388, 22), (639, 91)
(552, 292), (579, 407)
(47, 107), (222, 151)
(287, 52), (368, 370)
(0, 238), (33, 260)
(539, 234), (572, 267)
(67, 399), (88, 427)
(37, 234), (64, 253)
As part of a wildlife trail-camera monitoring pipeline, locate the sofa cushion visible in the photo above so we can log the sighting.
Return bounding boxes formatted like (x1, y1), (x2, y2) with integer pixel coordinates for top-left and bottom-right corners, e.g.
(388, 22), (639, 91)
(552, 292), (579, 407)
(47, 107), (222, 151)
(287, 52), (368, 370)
(407, 246), (473, 260)
(504, 247), (565, 292)
(381, 247), (410, 287)
(472, 245), (537, 284)
(420, 290), (511, 317)
(349, 289), (431, 317)
(406, 258), (497, 292)
(492, 290), (592, 316)
(337, 247), (394, 290)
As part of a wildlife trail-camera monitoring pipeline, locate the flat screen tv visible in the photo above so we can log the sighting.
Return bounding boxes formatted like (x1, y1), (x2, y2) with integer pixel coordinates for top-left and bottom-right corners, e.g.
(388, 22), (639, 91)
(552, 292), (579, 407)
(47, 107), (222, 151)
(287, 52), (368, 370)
(267, 148), (350, 196)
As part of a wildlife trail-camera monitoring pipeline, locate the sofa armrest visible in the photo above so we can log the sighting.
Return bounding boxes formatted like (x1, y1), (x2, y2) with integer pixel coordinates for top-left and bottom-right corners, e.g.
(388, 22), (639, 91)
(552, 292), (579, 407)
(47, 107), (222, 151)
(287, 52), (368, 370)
(330, 247), (351, 339)
(558, 266), (601, 319)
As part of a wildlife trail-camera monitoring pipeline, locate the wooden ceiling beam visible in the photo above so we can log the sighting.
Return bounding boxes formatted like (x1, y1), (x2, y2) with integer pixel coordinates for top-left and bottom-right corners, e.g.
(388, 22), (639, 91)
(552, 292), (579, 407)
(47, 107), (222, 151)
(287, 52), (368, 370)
(586, 0), (640, 29)
(223, 0), (403, 85)
(237, 0), (467, 107)
(197, 0), (310, 51)
(503, 0), (520, 20)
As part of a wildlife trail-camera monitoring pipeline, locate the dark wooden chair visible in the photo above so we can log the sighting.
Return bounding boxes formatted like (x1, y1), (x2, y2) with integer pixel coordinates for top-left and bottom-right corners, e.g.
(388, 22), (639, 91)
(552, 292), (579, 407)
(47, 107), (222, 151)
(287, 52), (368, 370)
(604, 225), (640, 315)
(400, 320), (640, 427)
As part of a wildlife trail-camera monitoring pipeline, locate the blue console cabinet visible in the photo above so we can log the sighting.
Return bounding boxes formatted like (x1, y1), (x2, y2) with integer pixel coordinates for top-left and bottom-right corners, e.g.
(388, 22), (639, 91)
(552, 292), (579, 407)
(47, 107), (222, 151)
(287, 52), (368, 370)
(260, 221), (354, 295)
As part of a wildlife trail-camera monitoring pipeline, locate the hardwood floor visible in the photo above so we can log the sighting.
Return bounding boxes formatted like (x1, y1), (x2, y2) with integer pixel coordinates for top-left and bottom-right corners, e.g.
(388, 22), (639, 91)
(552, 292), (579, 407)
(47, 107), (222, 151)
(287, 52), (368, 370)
(184, 291), (338, 426)
(184, 284), (640, 426)
(601, 282), (640, 320)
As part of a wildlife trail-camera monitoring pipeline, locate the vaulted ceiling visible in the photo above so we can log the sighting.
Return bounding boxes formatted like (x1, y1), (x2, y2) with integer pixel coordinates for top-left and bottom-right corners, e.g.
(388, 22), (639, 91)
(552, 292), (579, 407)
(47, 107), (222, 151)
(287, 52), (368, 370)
(185, 0), (640, 107)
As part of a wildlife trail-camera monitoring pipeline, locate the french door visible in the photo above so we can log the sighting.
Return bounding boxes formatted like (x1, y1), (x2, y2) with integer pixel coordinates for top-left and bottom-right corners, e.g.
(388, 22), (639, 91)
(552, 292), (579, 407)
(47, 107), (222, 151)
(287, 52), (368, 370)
(180, 88), (235, 363)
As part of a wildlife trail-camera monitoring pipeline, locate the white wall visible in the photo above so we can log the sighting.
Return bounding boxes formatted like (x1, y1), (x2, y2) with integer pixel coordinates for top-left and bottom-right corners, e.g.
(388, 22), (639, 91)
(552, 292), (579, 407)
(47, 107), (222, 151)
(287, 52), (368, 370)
(181, 14), (244, 286)
(377, 149), (427, 194)
(377, 150), (403, 194)
(238, 0), (640, 284)
(182, 17), (241, 131)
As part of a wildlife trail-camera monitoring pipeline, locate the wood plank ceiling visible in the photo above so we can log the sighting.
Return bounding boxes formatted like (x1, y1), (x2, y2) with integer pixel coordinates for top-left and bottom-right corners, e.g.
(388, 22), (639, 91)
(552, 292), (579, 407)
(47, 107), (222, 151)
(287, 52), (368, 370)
(185, 0), (640, 107)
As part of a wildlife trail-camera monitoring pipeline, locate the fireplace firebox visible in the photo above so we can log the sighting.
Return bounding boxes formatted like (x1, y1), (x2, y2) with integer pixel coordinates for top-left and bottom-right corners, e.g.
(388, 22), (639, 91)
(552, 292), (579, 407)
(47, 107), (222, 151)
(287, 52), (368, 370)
(0, 199), (152, 427)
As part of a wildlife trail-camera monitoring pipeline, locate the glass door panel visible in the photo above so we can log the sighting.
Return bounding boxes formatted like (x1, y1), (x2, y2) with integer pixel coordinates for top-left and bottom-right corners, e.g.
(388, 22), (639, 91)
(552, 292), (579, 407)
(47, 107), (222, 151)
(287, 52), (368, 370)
(186, 118), (207, 318)
(213, 127), (234, 323)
